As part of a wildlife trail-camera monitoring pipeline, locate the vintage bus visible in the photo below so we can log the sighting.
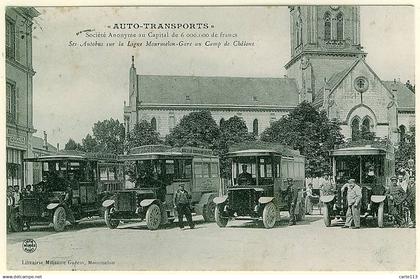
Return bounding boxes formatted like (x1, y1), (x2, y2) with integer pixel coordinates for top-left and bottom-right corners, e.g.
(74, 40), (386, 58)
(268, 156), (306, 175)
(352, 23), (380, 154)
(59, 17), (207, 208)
(102, 145), (220, 230)
(321, 142), (395, 228)
(213, 142), (306, 229)
(9, 152), (124, 232)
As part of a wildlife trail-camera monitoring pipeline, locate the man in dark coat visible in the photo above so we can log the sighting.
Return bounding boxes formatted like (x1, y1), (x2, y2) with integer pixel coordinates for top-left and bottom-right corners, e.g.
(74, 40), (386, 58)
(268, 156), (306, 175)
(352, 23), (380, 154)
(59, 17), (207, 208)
(406, 176), (415, 228)
(173, 184), (194, 229)
(287, 178), (299, 226)
(388, 176), (406, 227)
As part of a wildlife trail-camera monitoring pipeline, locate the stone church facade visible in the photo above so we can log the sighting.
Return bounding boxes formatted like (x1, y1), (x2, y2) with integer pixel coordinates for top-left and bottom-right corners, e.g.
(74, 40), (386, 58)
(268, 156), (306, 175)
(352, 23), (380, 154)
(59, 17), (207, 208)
(124, 5), (414, 144)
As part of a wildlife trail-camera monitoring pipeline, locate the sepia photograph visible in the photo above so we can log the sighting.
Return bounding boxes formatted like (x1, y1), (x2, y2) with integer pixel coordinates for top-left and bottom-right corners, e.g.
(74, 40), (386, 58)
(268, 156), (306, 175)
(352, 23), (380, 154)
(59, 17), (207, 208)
(4, 4), (416, 272)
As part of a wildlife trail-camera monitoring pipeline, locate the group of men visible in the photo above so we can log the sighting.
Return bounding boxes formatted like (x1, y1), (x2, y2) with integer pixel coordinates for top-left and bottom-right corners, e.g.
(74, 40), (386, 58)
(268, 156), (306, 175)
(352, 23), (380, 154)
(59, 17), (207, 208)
(305, 173), (416, 229)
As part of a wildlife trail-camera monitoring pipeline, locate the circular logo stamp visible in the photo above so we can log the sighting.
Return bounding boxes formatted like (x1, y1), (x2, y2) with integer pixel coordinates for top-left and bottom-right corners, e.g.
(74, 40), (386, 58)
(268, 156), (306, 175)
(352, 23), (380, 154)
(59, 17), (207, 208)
(22, 239), (37, 253)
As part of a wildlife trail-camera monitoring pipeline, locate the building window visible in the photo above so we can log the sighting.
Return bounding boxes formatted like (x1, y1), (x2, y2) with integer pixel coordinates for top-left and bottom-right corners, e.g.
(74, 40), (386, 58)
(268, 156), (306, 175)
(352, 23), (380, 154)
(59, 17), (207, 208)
(6, 82), (17, 124)
(336, 13), (344, 40)
(351, 117), (360, 140)
(324, 12), (331, 41)
(169, 114), (175, 132)
(6, 19), (15, 59)
(253, 119), (259, 136)
(151, 117), (157, 131)
(361, 118), (371, 133)
(7, 148), (24, 188)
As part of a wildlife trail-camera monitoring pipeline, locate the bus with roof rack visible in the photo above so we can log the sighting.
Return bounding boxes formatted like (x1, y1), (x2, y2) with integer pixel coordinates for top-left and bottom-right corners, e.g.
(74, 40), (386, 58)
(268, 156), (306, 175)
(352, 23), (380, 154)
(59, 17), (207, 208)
(8, 151), (124, 232)
(102, 145), (220, 230)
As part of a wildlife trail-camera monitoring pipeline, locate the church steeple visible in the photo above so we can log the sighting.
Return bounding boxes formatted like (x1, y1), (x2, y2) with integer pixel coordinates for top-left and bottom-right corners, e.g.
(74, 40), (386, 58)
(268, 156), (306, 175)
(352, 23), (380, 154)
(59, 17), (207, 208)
(285, 5), (367, 103)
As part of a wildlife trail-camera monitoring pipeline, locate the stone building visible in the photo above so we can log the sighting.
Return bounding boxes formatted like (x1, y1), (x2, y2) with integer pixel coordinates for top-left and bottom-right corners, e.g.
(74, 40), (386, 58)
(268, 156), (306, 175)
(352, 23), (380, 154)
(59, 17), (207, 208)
(124, 5), (414, 144)
(6, 7), (39, 188)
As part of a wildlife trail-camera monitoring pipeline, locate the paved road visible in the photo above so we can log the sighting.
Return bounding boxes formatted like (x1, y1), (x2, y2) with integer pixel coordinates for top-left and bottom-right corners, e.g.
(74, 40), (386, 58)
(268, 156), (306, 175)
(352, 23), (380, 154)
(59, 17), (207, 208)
(7, 213), (416, 271)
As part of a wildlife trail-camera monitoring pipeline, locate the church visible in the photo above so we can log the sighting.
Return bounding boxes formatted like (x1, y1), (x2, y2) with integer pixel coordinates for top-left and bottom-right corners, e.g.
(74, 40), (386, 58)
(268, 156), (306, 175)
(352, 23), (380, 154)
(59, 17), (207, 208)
(123, 5), (415, 144)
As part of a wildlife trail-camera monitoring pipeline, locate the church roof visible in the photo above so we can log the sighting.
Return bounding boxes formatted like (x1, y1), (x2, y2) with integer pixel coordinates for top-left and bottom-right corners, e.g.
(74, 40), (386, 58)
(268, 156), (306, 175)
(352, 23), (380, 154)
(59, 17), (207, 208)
(137, 75), (299, 108)
(383, 80), (415, 111)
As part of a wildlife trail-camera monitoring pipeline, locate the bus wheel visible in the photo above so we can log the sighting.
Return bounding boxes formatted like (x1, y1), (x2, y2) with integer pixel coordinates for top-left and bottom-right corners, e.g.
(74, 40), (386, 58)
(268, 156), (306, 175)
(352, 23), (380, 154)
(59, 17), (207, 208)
(146, 204), (161, 230)
(377, 202), (384, 228)
(323, 203), (331, 227)
(53, 207), (67, 232)
(10, 211), (23, 232)
(215, 205), (228, 227)
(262, 202), (277, 229)
(203, 202), (216, 222)
(104, 207), (120, 229)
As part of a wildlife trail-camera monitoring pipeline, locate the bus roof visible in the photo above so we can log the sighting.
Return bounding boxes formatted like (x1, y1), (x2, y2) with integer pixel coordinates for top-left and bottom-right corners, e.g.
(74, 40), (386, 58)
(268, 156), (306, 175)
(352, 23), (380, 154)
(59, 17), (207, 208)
(124, 145), (217, 160)
(24, 151), (120, 162)
(330, 146), (388, 156)
(228, 141), (301, 158)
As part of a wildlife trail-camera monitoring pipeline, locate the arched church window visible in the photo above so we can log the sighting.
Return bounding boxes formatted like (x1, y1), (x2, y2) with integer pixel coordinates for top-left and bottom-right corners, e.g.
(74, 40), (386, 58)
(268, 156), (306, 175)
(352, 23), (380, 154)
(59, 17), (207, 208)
(351, 117), (360, 140)
(324, 12), (331, 41)
(151, 117), (157, 131)
(361, 118), (371, 133)
(219, 118), (225, 127)
(336, 13), (344, 40)
(253, 119), (259, 136)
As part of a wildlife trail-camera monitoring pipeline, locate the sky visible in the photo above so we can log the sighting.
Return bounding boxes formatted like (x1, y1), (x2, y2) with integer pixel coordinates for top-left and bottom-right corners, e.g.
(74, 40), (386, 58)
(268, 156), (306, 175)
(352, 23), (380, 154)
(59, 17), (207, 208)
(30, 6), (415, 148)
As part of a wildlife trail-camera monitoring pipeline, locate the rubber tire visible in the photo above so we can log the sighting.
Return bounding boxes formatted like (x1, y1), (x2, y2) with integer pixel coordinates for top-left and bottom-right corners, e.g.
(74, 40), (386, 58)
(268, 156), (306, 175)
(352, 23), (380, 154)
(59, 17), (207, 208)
(262, 202), (277, 229)
(203, 201), (216, 222)
(377, 202), (384, 228)
(323, 203), (331, 227)
(215, 205), (228, 227)
(9, 210), (23, 232)
(53, 207), (67, 232)
(104, 207), (120, 229)
(146, 204), (161, 230)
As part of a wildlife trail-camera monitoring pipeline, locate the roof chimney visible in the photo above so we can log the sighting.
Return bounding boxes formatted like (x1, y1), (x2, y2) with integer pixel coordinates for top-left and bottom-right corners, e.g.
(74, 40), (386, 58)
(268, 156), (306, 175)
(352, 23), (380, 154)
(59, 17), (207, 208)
(43, 131), (48, 151)
(56, 143), (60, 152)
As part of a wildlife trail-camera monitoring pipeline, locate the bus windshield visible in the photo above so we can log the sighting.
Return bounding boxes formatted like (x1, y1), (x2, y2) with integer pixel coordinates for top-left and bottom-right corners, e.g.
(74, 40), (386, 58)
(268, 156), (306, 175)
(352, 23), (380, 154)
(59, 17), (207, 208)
(335, 155), (385, 186)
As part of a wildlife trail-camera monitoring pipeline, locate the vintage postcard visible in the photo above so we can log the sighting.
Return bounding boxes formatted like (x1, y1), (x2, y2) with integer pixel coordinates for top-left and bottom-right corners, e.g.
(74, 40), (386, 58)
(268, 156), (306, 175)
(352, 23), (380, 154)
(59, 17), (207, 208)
(2, 2), (417, 274)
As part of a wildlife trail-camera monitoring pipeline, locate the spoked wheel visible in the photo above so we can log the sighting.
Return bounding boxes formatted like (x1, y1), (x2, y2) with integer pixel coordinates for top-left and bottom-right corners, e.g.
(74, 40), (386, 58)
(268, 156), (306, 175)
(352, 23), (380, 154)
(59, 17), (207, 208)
(323, 203), (331, 227)
(104, 207), (120, 229)
(215, 205), (228, 227)
(146, 204), (161, 230)
(203, 201), (216, 222)
(262, 202), (277, 229)
(53, 207), (67, 232)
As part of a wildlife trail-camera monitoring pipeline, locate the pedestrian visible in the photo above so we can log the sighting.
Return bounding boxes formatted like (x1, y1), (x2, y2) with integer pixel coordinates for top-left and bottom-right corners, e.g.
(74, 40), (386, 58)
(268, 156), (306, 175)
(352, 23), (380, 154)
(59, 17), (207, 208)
(305, 183), (318, 215)
(388, 176), (406, 227)
(12, 185), (21, 207)
(173, 184), (194, 229)
(342, 179), (362, 229)
(63, 184), (76, 225)
(287, 178), (299, 226)
(398, 174), (408, 192)
(406, 176), (415, 228)
(320, 172), (335, 196)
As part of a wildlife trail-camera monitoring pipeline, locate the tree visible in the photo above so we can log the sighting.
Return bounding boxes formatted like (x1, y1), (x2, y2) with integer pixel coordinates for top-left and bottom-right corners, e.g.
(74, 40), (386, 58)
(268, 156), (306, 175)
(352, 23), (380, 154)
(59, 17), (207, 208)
(165, 110), (220, 149)
(216, 116), (255, 178)
(82, 133), (99, 153)
(126, 120), (163, 151)
(64, 138), (83, 151)
(395, 126), (415, 174)
(91, 118), (125, 154)
(260, 102), (344, 177)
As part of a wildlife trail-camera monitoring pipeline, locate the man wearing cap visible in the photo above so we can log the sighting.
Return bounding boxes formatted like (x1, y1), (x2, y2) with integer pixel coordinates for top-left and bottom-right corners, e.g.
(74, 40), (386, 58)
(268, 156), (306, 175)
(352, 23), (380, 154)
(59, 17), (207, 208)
(173, 184), (194, 229)
(286, 178), (299, 226)
(342, 179), (362, 229)
(237, 164), (253, 186)
(388, 176), (406, 227)
(320, 173), (335, 196)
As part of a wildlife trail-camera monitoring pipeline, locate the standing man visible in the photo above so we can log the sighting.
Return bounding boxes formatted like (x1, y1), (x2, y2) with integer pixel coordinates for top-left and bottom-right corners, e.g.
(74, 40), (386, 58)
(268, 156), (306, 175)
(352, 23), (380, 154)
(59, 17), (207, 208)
(406, 175), (415, 228)
(320, 173), (335, 196)
(388, 176), (406, 227)
(173, 184), (195, 229)
(342, 179), (362, 229)
(398, 174), (408, 193)
(305, 183), (318, 215)
(287, 178), (299, 226)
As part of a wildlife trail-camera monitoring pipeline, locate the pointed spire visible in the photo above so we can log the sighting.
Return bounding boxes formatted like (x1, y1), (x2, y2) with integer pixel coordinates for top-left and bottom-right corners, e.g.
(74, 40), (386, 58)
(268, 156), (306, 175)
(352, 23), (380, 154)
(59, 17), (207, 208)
(131, 55), (135, 67)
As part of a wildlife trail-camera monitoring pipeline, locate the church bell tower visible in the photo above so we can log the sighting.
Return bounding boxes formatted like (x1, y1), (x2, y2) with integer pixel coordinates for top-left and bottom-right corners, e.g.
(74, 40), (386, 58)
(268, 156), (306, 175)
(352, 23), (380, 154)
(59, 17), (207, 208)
(285, 6), (367, 103)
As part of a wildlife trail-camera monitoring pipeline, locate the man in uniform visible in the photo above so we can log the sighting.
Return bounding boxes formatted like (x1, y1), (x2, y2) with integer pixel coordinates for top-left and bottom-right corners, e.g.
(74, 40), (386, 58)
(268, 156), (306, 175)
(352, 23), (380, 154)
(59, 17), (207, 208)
(287, 178), (299, 226)
(406, 175), (415, 228)
(237, 164), (253, 186)
(305, 183), (318, 215)
(342, 179), (362, 229)
(63, 183), (76, 225)
(173, 184), (194, 229)
(388, 176), (406, 227)
(320, 172), (335, 196)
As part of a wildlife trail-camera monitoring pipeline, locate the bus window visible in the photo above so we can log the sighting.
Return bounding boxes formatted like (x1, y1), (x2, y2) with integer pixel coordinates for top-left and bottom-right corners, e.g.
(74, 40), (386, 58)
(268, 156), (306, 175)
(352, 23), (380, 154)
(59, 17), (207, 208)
(100, 167), (108, 181)
(288, 161), (294, 179)
(43, 162), (49, 172)
(275, 163), (280, 178)
(166, 160), (175, 175)
(195, 162), (203, 178)
(108, 167), (116, 180)
(202, 162), (211, 178)
(211, 162), (219, 177)
(184, 160), (192, 179)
